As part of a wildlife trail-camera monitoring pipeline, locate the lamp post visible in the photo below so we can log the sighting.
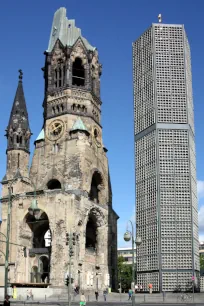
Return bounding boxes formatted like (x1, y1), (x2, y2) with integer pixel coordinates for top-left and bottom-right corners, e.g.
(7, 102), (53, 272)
(124, 220), (142, 306)
(2, 174), (37, 299)
(135, 236), (142, 286)
(119, 269), (123, 302)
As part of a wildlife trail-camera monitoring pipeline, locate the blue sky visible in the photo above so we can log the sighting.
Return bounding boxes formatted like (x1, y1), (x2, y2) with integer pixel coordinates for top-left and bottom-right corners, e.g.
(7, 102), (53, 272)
(0, 0), (204, 247)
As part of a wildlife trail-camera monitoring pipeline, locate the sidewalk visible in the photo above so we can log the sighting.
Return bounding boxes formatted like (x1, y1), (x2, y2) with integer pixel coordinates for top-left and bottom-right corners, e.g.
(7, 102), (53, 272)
(2, 292), (204, 304)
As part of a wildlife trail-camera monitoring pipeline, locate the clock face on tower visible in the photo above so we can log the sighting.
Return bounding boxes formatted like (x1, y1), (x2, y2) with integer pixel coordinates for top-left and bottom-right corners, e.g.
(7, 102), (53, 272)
(47, 120), (64, 141)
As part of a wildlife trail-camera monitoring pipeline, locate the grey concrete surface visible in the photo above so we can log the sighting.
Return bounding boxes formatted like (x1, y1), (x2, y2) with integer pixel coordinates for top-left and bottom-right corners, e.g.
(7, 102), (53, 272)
(1, 292), (204, 305)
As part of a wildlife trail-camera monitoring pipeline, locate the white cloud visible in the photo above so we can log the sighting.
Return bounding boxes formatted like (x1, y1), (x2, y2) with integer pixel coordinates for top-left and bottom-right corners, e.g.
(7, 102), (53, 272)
(199, 233), (204, 242)
(197, 180), (204, 199)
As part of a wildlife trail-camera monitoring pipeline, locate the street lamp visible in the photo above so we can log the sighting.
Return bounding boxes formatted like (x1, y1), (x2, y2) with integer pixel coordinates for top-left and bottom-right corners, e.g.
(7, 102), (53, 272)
(28, 199), (40, 219)
(124, 220), (142, 306)
(135, 236), (142, 285)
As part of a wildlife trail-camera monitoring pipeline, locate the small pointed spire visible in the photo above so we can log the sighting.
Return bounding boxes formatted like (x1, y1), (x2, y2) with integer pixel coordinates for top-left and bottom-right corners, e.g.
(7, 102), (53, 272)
(18, 69), (23, 81)
(5, 70), (32, 152)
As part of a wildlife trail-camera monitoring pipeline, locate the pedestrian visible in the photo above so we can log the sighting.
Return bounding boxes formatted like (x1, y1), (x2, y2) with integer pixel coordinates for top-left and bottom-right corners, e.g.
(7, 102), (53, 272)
(26, 289), (30, 300)
(140, 284), (143, 292)
(128, 288), (132, 300)
(95, 291), (99, 301)
(80, 292), (86, 306)
(4, 295), (10, 306)
(148, 283), (153, 294)
(29, 289), (33, 300)
(103, 289), (107, 301)
(135, 284), (138, 293)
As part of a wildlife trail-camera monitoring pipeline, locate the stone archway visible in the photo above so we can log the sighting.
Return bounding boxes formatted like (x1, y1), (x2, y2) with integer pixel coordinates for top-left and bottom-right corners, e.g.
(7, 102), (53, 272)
(24, 210), (51, 283)
(89, 171), (105, 204)
(25, 210), (50, 248)
(39, 255), (49, 283)
(85, 208), (106, 253)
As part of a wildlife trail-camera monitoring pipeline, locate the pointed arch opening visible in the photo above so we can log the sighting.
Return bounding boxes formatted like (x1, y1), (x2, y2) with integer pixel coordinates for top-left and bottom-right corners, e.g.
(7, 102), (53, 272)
(86, 214), (97, 251)
(89, 171), (103, 204)
(25, 210), (52, 283)
(54, 61), (66, 89)
(39, 255), (49, 283)
(47, 179), (61, 190)
(72, 57), (85, 86)
(85, 208), (106, 253)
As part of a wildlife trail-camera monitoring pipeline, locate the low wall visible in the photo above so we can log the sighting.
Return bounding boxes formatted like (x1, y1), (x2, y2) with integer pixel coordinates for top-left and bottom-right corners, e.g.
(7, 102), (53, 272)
(0, 287), (64, 300)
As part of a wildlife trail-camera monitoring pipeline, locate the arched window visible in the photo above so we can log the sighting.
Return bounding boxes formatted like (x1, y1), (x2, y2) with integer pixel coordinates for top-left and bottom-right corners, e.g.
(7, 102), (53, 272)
(39, 256), (49, 283)
(54, 64), (66, 88)
(72, 58), (85, 86)
(86, 215), (97, 250)
(47, 179), (61, 190)
(89, 171), (103, 204)
(25, 211), (50, 249)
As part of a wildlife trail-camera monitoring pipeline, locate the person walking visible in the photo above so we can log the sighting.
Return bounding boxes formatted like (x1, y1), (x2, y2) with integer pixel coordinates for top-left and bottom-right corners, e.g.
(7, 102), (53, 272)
(95, 291), (99, 301)
(135, 284), (138, 293)
(128, 288), (132, 300)
(26, 289), (30, 300)
(4, 295), (10, 306)
(103, 289), (107, 301)
(148, 283), (153, 294)
(140, 284), (143, 292)
(80, 292), (86, 306)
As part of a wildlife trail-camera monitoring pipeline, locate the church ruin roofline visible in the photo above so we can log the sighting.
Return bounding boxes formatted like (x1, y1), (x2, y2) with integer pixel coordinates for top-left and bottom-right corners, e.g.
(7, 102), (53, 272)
(47, 7), (96, 52)
(35, 129), (45, 143)
(70, 117), (90, 134)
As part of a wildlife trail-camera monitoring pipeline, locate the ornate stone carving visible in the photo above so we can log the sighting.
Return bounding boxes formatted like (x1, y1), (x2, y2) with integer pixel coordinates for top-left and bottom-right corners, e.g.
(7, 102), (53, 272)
(51, 40), (66, 68)
(70, 40), (87, 65)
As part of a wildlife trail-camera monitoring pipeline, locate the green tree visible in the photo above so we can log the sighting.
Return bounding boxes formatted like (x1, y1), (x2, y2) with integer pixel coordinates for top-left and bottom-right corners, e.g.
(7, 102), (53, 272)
(118, 256), (132, 292)
(200, 254), (204, 270)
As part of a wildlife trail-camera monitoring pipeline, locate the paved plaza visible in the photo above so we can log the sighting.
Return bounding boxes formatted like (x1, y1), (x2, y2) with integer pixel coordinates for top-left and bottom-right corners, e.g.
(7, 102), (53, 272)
(1, 302), (204, 306)
(1, 293), (204, 305)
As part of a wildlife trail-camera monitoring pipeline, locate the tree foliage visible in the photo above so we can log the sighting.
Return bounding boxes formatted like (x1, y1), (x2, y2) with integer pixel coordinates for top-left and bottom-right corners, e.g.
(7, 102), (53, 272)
(118, 256), (132, 292)
(200, 254), (204, 270)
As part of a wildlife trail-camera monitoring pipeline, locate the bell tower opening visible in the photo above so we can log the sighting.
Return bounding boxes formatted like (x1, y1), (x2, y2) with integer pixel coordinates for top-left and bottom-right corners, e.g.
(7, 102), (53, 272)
(54, 60), (66, 89)
(86, 215), (97, 250)
(72, 58), (85, 86)
(89, 171), (103, 203)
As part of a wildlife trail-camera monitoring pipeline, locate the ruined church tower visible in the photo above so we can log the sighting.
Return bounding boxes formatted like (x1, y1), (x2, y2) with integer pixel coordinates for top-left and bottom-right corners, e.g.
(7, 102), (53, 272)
(0, 8), (118, 291)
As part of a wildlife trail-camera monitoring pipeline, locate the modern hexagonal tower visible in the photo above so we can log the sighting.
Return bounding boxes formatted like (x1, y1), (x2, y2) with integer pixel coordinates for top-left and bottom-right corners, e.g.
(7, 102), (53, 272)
(133, 21), (199, 292)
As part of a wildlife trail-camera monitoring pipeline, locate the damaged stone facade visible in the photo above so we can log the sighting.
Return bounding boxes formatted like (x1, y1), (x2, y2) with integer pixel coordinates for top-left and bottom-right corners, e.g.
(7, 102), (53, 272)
(0, 7), (118, 291)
